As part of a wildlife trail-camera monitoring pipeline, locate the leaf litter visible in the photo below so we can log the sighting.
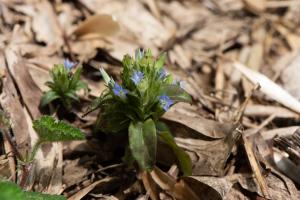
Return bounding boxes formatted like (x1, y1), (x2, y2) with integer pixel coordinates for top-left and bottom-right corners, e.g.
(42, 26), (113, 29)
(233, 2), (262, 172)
(0, 0), (300, 199)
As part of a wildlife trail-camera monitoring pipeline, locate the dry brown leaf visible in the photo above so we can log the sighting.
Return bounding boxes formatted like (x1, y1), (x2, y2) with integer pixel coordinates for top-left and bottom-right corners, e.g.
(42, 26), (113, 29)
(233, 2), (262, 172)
(150, 167), (200, 200)
(0, 65), (31, 159)
(183, 175), (239, 200)
(28, 1), (63, 48)
(242, 0), (266, 14)
(163, 104), (235, 139)
(175, 124), (241, 176)
(72, 14), (120, 39)
(141, 171), (159, 200)
(68, 177), (117, 200)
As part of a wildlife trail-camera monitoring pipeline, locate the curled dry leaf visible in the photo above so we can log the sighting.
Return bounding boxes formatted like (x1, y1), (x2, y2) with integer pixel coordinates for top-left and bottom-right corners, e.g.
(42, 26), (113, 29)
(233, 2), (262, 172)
(72, 14), (120, 39)
(150, 167), (200, 200)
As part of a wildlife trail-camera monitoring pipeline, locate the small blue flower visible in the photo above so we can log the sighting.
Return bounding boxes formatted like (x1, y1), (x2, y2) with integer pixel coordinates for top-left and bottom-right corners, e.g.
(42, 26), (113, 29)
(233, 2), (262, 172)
(159, 95), (173, 111)
(64, 59), (76, 70)
(131, 70), (144, 85)
(159, 69), (167, 79)
(112, 83), (128, 97)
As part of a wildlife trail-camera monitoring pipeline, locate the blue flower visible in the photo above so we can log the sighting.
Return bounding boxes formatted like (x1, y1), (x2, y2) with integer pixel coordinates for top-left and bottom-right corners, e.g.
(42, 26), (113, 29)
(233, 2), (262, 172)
(64, 59), (76, 70)
(158, 69), (167, 79)
(112, 83), (128, 97)
(159, 95), (173, 111)
(131, 70), (144, 85)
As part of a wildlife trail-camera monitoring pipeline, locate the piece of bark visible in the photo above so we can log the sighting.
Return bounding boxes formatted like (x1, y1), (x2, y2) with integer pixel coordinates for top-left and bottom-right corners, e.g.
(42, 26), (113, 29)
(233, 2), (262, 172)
(0, 71), (31, 159)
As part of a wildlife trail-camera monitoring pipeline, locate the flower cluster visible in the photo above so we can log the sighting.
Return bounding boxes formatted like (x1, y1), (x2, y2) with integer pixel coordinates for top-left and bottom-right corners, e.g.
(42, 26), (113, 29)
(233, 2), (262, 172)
(94, 49), (191, 131)
(91, 49), (192, 175)
(40, 59), (88, 111)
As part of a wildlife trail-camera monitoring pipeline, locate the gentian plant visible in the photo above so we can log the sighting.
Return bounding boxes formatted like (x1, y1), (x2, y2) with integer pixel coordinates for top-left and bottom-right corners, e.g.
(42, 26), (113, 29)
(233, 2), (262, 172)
(90, 49), (193, 175)
(40, 59), (88, 111)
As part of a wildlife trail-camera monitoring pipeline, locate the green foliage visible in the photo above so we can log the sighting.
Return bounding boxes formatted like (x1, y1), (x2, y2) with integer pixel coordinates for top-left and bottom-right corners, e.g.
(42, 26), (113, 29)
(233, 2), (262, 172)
(33, 115), (85, 143)
(0, 180), (66, 200)
(156, 121), (192, 176)
(129, 119), (157, 170)
(40, 62), (88, 110)
(90, 49), (192, 173)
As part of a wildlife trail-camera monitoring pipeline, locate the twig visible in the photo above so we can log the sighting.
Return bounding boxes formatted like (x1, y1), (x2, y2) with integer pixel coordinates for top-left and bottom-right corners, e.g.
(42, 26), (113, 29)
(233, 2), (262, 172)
(243, 135), (271, 199)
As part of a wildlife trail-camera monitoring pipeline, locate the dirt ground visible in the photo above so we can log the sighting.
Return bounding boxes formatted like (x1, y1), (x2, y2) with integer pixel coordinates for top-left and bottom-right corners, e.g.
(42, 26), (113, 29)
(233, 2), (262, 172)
(1, 0), (300, 199)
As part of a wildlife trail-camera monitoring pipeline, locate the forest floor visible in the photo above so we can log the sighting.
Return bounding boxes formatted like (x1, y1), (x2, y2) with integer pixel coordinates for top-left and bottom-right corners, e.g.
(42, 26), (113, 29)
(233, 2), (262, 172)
(1, 0), (300, 199)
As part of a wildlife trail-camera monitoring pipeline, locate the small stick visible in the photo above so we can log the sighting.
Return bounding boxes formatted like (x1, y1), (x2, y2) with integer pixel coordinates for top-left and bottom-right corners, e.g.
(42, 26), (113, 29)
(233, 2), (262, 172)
(243, 135), (271, 199)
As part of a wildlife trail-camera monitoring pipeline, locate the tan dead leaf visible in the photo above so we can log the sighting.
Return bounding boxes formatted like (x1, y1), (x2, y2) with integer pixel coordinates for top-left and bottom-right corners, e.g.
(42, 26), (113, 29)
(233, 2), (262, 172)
(72, 14), (120, 39)
(237, 171), (300, 200)
(141, 171), (159, 200)
(163, 104), (236, 139)
(175, 124), (241, 176)
(150, 167), (200, 200)
(182, 175), (239, 200)
(242, 0), (266, 14)
(275, 24), (300, 50)
(68, 177), (117, 200)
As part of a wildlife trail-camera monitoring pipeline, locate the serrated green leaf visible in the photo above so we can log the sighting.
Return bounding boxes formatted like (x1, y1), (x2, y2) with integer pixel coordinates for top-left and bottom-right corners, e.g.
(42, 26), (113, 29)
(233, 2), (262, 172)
(129, 119), (157, 171)
(24, 192), (66, 200)
(161, 85), (192, 103)
(40, 91), (60, 107)
(33, 116), (85, 142)
(0, 180), (66, 200)
(156, 121), (192, 176)
(0, 180), (24, 200)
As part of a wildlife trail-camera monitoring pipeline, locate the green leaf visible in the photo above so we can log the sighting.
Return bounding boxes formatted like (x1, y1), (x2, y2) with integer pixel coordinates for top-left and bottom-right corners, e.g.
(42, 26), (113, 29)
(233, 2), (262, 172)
(100, 68), (112, 85)
(24, 192), (66, 200)
(40, 91), (60, 107)
(69, 67), (82, 89)
(33, 115), (85, 142)
(156, 121), (192, 176)
(161, 85), (192, 103)
(129, 118), (157, 171)
(154, 53), (166, 69)
(0, 180), (66, 200)
(0, 180), (24, 200)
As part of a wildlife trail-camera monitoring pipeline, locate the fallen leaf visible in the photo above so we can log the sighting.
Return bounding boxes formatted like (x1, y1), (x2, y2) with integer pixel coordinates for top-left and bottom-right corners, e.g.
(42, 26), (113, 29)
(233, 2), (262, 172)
(234, 62), (300, 114)
(68, 177), (117, 200)
(72, 14), (120, 39)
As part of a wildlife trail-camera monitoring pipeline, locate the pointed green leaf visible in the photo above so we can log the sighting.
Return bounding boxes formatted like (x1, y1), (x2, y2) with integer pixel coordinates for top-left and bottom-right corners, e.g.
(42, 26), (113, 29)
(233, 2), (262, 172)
(161, 85), (192, 103)
(40, 91), (60, 107)
(65, 91), (79, 101)
(156, 121), (192, 176)
(129, 119), (157, 171)
(100, 68), (112, 85)
(33, 116), (85, 142)
(69, 66), (82, 89)
(154, 53), (166, 69)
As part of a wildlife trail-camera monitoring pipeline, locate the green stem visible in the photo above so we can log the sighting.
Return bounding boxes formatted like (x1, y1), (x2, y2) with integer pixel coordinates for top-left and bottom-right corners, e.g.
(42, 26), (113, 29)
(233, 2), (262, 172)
(28, 140), (42, 162)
